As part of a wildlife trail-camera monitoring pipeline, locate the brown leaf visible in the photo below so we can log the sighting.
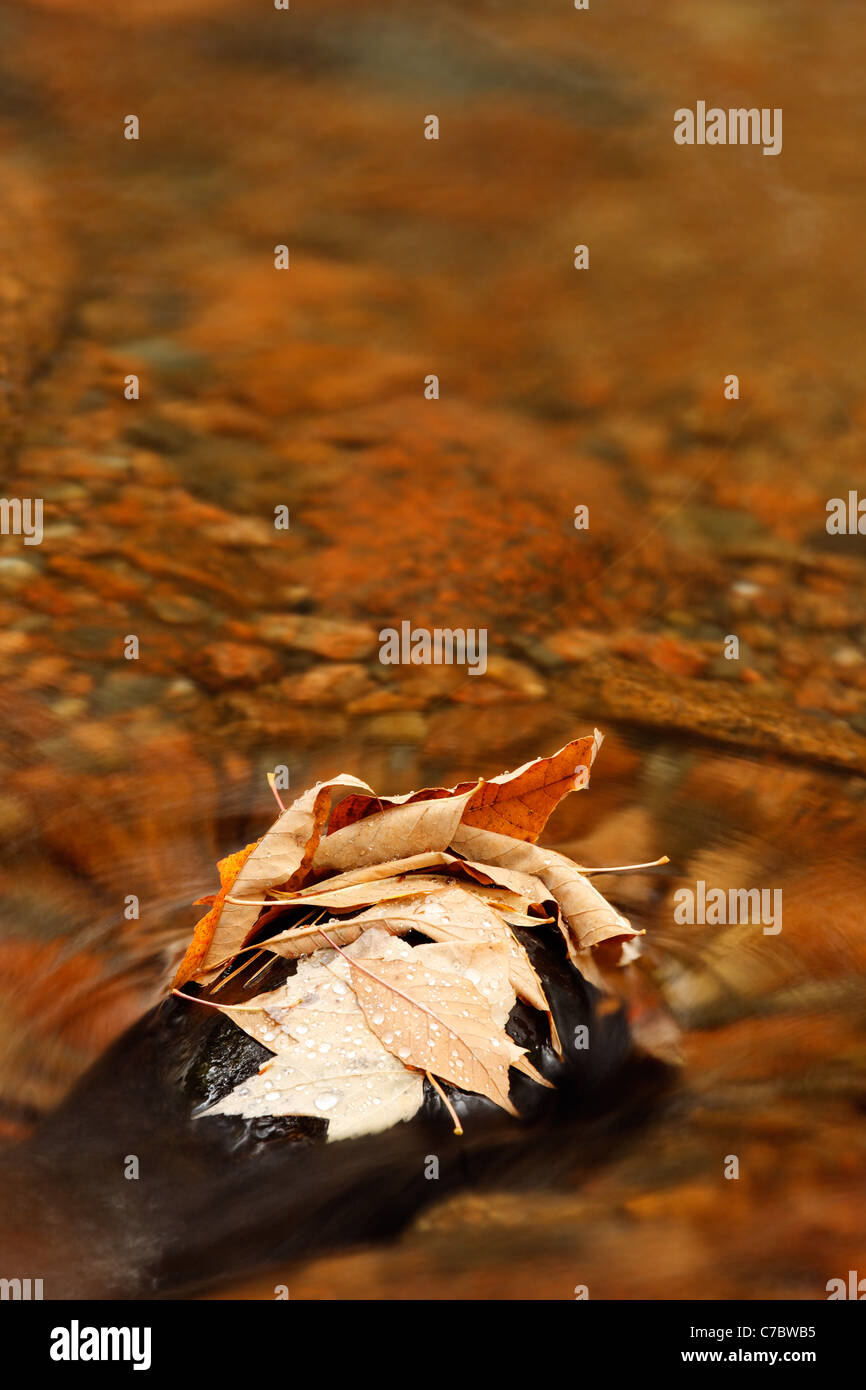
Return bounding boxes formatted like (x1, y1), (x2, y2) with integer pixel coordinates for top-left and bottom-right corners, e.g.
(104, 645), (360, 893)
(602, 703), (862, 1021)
(540, 855), (641, 957)
(443, 880), (543, 922)
(451, 857), (550, 905)
(326, 732), (601, 842)
(261, 884), (550, 1009)
(459, 731), (602, 842)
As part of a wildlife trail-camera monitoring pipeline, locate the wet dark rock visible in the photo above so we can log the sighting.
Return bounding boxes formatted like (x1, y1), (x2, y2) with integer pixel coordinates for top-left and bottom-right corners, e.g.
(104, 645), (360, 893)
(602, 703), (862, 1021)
(7, 921), (673, 1298)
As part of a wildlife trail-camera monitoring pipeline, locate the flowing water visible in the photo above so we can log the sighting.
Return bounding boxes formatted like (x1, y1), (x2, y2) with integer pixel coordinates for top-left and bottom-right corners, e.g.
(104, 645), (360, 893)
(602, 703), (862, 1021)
(0, 0), (864, 1298)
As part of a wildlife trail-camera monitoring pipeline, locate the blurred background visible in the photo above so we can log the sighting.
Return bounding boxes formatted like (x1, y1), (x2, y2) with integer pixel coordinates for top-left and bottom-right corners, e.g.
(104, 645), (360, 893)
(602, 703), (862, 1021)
(0, 0), (864, 1297)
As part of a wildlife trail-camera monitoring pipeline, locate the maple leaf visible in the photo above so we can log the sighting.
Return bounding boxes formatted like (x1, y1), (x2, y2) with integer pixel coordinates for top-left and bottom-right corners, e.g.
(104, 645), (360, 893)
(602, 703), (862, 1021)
(204, 938), (425, 1141)
(378, 886), (560, 1041)
(337, 932), (530, 1116)
(199, 926), (552, 1139)
(329, 885), (559, 1048)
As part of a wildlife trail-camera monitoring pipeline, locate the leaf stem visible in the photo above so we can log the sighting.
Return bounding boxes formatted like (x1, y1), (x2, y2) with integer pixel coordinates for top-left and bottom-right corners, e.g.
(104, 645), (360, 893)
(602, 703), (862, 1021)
(171, 987), (266, 1013)
(267, 772), (287, 812)
(426, 1071), (463, 1136)
(581, 856), (669, 875)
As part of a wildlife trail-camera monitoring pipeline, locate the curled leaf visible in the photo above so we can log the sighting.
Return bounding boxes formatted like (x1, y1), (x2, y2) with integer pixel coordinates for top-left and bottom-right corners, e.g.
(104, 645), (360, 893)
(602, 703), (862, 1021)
(450, 823), (641, 965)
(195, 775), (372, 979)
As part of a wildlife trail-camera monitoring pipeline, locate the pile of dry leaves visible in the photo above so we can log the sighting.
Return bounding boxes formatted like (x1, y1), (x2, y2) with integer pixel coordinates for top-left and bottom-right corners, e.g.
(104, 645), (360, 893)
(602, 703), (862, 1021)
(173, 733), (664, 1142)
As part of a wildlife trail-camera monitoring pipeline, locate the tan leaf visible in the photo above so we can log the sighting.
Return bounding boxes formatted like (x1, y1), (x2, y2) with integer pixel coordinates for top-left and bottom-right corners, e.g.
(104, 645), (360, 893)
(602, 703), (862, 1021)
(355, 886), (553, 1012)
(347, 925), (551, 1085)
(311, 785), (478, 876)
(446, 880), (543, 922)
(294, 854), (548, 914)
(258, 913), (411, 960)
(400, 924), (561, 1064)
(392, 873), (547, 925)
(452, 858), (550, 905)
(450, 823), (641, 967)
(352, 929), (553, 1088)
(204, 940), (425, 1141)
(267, 869), (463, 913)
(259, 882), (550, 1003)
(248, 871), (542, 921)
(195, 773), (374, 978)
(340, 939), (528, 1115)
(539, 856), (641, 957)
(292, 851), (457, 895)
(236, 853), (548, 917)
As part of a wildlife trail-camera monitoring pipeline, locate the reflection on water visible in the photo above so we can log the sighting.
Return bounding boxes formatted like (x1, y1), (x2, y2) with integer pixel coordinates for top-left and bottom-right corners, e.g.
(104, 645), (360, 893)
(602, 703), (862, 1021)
(0, 0), (864, 1297)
